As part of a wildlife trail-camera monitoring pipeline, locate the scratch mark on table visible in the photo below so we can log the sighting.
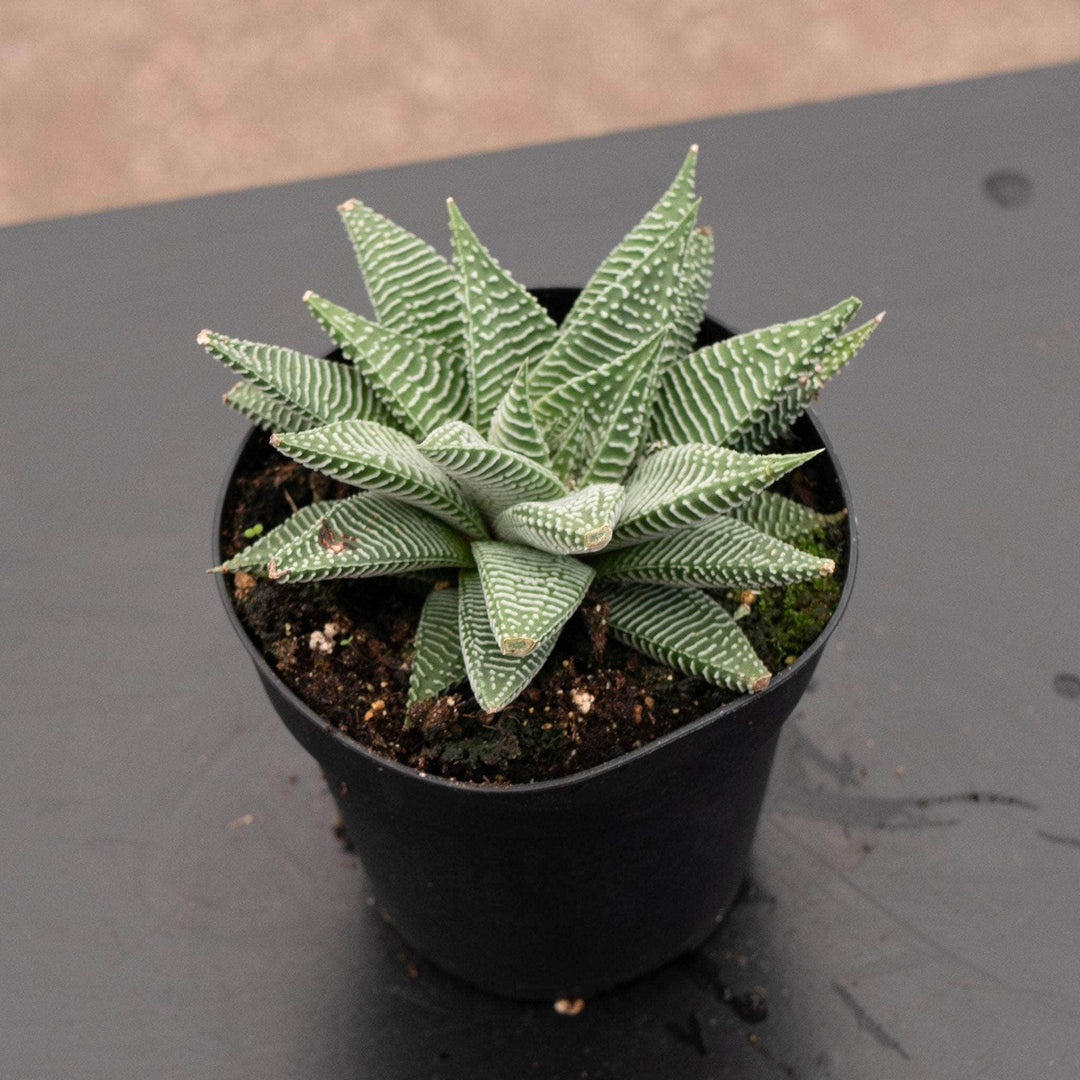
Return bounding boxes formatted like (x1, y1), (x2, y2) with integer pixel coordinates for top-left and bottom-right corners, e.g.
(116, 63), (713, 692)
(770, 817), (1080, 1020)
(832, 982), (910, 1060)
(1036, 829), (1080, 850)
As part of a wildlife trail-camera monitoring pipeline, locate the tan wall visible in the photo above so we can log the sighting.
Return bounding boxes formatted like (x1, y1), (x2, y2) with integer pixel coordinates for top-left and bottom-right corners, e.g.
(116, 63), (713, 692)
(3, 0), (1079, 225)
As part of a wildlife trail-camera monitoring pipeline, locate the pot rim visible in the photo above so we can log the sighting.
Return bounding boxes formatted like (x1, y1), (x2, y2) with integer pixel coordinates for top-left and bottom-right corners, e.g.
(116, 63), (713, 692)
(211, 308), (858, 799)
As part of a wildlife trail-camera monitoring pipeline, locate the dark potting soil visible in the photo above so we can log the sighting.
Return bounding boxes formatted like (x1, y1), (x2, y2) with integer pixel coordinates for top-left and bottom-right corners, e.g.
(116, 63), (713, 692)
(219, 434), (846, 785)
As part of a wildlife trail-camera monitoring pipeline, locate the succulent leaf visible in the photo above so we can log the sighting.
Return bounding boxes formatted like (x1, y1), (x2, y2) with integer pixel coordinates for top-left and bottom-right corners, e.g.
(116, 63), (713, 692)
(730, 313), (882, 453)
(265, 493), (473, 583)
(270, 419), (489, 539)
(604, 583), (772, 693)
(548, 408), (587, 483)
(199, 331), (392, 427)
(493, 483), (626, 555)
(610, 443), (821, 548)
(472, 541), (594, 655)
(304, 292), (468, 438)
(406, 585), (467, 709)
(212, 501), (329, 574)
(529, 203), (698, 400)
(337, 198), (467, 358)
(222, 380), (314, 434)
(729, 491), (846, 541)
(535, 329), (667, 486)
(487, 364), (553, 468)
(458, 570), (560, 711)
(559, 146), (699, 335)
(419, 420), (566, 519)
(594, 514), (835, 589)
(447, 199), (560, 431)
(650, 297), (862, 451)
(667, 226), (715, 367)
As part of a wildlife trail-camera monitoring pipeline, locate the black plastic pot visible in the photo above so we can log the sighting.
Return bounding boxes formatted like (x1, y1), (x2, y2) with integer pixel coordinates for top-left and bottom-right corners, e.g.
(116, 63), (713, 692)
(212, 290), (858, 1000)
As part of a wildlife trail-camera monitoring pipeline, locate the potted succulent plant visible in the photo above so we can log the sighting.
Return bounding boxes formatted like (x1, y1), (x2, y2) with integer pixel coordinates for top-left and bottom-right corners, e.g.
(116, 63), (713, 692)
(203, 147), (880, 999)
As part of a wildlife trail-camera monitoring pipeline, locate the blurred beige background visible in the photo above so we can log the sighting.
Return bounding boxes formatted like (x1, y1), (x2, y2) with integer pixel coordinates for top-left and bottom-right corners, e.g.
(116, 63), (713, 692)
(2, 0), (1079, 225)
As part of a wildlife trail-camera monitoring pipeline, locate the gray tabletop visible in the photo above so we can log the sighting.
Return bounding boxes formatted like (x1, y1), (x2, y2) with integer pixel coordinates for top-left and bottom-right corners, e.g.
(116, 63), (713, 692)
(4, 63), (1079, 1079)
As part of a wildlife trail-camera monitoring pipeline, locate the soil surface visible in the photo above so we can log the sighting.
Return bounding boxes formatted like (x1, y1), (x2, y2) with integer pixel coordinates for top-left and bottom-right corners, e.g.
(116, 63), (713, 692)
(219, 433), (846, 785)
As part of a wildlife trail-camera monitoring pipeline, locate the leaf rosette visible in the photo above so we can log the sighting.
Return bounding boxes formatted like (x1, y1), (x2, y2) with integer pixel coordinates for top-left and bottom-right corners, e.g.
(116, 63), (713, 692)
(203, 148), (881, 712)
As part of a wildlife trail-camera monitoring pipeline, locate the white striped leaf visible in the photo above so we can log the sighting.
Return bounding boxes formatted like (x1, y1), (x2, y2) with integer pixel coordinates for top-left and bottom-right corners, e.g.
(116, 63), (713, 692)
(448, 199), (559, 430)
(535, 329), (667, 486)
(604, 583), (771, 693)
(338, 198), (466, 358)
(418, 420), (566, 519)
(548, 408), (586, 482)
(473, 541), (594, 656)
(610, 443), (820, 548)
(530, 204), (698, 400)
(223, 380), (313, 434)
(270, 420), (488, 539)
(199, 330), (392, 426)
(211, 501), (330, 574)
(266, 493), (473, 583)
(559, 146), (699, 335)
(458, 570), (560, 711)
(406, 586), (467, 709)
(493, 483), (626, 555)
(594, 514), (835, 589)
(305, 291), (468, 438)
(668, 226), (714, 366)
(650, 297), (862, 450)
(487, 364), (553, 467)
(728, 491), (846, 541)
(730, 314), (882, 452)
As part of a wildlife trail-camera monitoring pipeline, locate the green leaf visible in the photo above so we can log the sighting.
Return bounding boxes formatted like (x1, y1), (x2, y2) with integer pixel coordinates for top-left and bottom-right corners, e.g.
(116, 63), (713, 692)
(418, 420), (566, 519)
(730, 313), (882, 452)
(211, 500), (330, 574)
(266, 492), (473, 583)
(447, 199), (559, 431)
(487, 363), (553, 468)
(270, 420), (489, 539)
(458, 570), (560, 711)
(668, 226), (714, 366)
(535, 329), (667, 486)
(610, 443), (820, 548)
(559, 145), (699, 335)
(304, 291), (468, 438)
(728, 491), (846, 541)
(529, 203), (698, 400)
(650, 297), (862, 450)
(406, 586), (467, 709)
(199, 330), (392, 426)
(337, 197), (466, 358)
(222, 380), (314, 434)
(604, 583), (771, 693)
(548, 408), (587, 483)
(493, 483), (626, 554)
(472, 541), (594, 655)
(594, 514), (835, 588)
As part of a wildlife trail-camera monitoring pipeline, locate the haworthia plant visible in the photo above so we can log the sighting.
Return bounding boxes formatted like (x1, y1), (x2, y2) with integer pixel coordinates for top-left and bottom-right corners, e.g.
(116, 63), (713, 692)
(203, 147), (881, 712)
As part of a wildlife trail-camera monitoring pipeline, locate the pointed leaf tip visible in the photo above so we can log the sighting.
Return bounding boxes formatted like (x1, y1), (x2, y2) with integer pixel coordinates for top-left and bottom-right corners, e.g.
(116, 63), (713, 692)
(302, 289), (314, 303)
(337, 199), (358, 213)
(197, 329), (212, 346)
(751, 674), (772, 693)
